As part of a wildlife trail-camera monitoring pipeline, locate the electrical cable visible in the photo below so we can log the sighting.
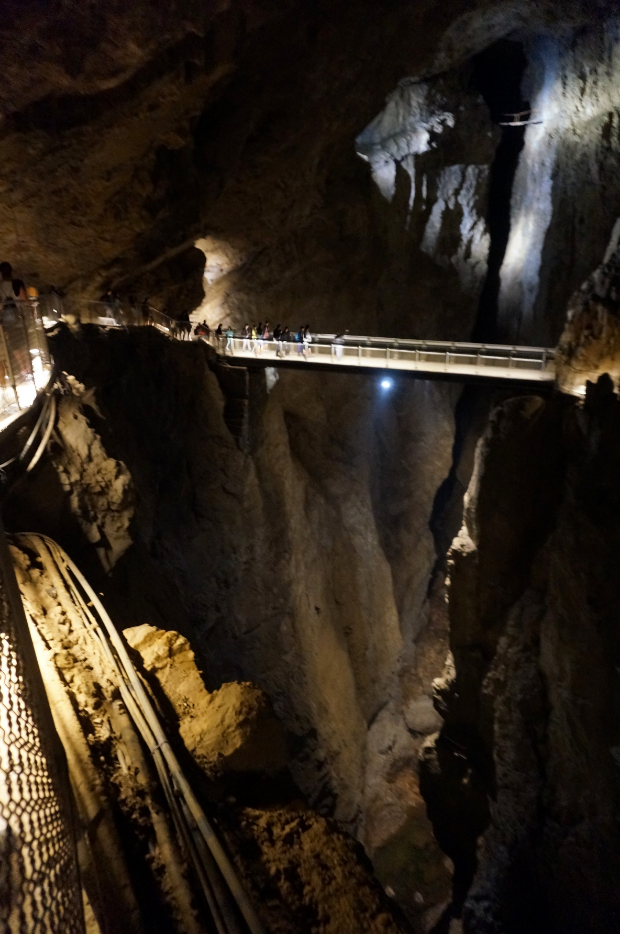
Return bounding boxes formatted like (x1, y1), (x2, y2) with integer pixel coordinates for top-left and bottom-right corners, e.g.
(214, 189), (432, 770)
(18, 392), (52, 463)
(26, 394), (57, 472)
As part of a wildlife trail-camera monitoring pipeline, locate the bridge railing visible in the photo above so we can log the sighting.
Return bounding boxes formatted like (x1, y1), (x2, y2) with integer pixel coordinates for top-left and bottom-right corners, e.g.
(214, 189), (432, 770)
(213, 334), (555, 378)
(34, 296), (555, 379)
(0, 300), (53, 431)
(39, 297), (180, 336)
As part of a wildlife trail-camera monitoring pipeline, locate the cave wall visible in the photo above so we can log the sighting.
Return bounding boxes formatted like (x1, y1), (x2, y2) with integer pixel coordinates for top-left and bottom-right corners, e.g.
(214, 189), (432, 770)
(3, 1), (620, 929)
(38, 328), (456, 851)
(498, 19), (620, 345)
(424, 381), (620, 933)
(0, 0), (615, 331)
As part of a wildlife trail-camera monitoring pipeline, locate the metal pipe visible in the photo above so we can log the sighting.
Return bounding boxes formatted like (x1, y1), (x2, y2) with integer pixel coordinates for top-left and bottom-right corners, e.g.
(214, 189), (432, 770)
(26, 394), (57, 472)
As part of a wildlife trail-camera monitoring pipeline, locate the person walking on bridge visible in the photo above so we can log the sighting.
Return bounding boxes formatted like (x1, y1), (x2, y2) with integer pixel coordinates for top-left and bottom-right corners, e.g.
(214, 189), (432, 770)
(0, 262), (27, 316)
(0, 262), (29, 379)
(256, 322), (264, 354)
(281, 326), (291, 355)
(100, 288), (117, 318)
(241, 324), (251, 351)
(225, 324), (234, 354)
(303, 325), (313, 357)
(178, 311), (192, 340)
(333, 329), (349, 360)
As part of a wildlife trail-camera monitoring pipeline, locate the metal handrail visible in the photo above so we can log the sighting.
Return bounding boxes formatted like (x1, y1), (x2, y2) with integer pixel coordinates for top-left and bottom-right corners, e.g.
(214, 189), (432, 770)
(0, 298), (53, 432)
(311, 333), (555, 357)
(210, 335), (556, 379)
(31, 299), (556, 380)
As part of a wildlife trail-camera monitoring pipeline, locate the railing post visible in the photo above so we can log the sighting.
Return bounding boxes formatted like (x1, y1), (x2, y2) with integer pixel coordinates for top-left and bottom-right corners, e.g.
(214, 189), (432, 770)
(541, 351), (547, 369)
(386, 347), (390, 368)
(358, 345), (361, 364)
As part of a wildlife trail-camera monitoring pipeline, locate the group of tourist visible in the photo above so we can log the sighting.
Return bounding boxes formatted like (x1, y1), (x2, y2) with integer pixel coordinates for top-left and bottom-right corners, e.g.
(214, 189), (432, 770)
(193, 321), (346, 358)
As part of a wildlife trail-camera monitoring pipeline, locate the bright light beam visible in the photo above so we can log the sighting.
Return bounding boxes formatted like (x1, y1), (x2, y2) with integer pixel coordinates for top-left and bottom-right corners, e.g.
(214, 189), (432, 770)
(381, 378), (393, 390)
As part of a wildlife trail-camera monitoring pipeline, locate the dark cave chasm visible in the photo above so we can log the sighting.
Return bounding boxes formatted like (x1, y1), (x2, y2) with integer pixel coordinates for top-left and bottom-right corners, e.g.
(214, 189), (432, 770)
(471, 38), (530, 344)
(427, 38), (533, 594)
(421, 43), (535, 923)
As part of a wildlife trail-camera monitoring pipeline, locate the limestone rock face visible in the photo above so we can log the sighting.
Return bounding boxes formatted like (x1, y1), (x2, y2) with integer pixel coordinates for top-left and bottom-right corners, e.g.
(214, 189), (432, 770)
(0, 0), (612, 337)
(355, 71), (495, 340)
(556, 236), (620, 394)
(498, 21), (620, 345)
(124, 623), (288, 775)
(422, 381), (620, 933)
(52, 377), (134, 570)
(221, 805), (409, 934)
(6, 1), (620, 928)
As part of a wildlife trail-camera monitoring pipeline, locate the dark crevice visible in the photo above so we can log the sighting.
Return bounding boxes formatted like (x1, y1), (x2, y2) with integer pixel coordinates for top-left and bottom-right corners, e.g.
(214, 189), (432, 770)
(471, 39), (530, 343)
(427, 41), (533, 579)
(428, 384), (494, 582)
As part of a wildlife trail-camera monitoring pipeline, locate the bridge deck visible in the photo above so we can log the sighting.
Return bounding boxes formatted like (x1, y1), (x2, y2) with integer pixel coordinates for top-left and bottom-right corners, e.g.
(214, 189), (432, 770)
(37, 298), (557, 388)
(217, 336), (556, 385)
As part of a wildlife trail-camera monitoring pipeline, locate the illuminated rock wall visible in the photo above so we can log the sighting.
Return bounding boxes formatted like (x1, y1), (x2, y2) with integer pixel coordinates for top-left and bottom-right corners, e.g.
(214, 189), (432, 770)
(498, 20), (620, 345)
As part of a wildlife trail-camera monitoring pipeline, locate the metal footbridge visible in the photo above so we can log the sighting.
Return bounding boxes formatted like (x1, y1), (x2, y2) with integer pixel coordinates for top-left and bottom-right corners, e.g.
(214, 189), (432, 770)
(35, 297), (556, 388)
(218, 334), (555, 386)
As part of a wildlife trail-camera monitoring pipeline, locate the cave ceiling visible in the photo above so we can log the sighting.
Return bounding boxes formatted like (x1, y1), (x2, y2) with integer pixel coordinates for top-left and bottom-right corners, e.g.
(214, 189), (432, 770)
(0, 0), (614, 310)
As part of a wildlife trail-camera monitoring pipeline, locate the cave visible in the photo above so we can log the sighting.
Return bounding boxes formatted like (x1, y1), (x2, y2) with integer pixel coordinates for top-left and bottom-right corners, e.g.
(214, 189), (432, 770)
(1, 3), (620, 934)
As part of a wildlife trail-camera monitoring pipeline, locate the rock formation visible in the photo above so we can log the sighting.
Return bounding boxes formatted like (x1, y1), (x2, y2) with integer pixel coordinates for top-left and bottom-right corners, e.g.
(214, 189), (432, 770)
(3, 0), (620, 930)
(556, 231), (620, 394)
(422, 380), (620, 933)
(125, 623), (289, 776)
(25, 321), (452, 928)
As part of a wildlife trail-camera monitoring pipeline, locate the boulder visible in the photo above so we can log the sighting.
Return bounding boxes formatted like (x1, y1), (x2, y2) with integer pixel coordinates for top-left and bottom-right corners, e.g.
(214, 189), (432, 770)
(124, 624), (288, 775)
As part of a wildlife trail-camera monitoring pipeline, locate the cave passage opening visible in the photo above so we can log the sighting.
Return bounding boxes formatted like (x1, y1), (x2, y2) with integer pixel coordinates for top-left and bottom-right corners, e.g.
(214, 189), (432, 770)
(470, 38), (530, 343)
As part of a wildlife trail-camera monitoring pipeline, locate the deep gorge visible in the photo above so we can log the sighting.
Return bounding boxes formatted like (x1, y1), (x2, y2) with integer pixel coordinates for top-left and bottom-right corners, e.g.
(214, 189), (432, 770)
(2, 2), (620, 932)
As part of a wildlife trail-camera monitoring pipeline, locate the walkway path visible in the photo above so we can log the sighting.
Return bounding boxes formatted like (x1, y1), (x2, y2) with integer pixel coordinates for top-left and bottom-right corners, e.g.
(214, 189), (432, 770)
(217, 335), (556, 385)
(37, 298), (557, 387)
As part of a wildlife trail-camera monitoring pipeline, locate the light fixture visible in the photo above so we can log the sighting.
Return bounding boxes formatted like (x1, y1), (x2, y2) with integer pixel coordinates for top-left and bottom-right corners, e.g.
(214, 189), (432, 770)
(380, 378), (393, 390)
